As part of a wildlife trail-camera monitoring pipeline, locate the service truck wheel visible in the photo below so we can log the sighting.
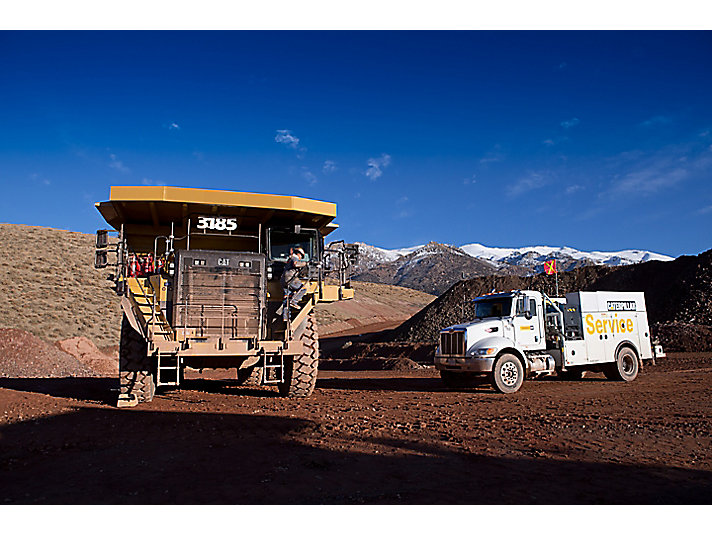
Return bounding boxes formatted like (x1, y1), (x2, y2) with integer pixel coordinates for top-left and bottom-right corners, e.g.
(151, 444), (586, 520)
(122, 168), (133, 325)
(118, 316), (155, 404)
(237, 365), (264, 386)
(440, 370), (478, 389)
(604, 346), (639, 382)
(491, 353), (524, 394)
(278, 313), (319, 398)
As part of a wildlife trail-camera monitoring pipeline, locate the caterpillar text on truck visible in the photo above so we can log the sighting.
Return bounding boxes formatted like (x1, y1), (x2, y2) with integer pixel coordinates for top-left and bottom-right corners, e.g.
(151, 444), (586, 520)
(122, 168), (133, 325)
(94, 186), (358, 407)
(435, 290), (666, 393)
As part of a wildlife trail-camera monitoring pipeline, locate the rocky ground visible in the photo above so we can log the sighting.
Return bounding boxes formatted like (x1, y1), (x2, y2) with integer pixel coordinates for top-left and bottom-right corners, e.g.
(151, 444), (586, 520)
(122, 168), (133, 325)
(0, 351), (710, 504)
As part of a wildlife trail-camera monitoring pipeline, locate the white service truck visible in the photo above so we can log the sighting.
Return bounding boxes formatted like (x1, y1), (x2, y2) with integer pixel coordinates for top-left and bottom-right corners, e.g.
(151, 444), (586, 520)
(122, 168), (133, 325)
(434, 290), (665, 393)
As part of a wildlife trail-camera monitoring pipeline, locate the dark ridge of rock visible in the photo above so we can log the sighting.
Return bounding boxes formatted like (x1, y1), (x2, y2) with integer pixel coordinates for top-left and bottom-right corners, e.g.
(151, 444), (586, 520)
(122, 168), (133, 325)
(380, 249), (712, 345)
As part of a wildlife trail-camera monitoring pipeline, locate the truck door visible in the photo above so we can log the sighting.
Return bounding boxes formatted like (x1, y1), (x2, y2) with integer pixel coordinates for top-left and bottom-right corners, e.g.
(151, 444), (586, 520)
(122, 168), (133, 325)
(513, 296), (543, 350)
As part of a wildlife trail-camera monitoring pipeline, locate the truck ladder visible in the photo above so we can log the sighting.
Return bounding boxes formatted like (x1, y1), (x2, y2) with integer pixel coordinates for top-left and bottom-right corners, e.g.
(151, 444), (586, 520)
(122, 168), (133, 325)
(156, 352), (181, 387)
(261, 353), (284, 384)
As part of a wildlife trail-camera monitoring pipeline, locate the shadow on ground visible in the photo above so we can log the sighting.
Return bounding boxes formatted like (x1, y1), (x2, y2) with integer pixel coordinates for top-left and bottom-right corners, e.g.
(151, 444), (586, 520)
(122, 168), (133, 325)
(1, 406), (710, 504)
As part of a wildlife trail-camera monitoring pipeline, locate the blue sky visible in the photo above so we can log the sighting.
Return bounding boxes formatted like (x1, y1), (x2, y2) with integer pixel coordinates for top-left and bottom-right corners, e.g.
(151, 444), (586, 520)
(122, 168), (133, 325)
(1, 31), (711, 257)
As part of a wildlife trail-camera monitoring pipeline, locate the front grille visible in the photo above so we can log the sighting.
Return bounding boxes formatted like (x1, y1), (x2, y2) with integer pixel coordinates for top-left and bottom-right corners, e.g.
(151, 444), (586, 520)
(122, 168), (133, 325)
(440, 330), (466, 356)
(174, 250), (265, 339)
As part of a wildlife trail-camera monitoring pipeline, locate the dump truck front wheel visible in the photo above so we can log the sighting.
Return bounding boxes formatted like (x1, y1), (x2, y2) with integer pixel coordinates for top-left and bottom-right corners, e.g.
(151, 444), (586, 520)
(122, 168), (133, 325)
(118, 316), (155, 406)
(278, 312), (319, 398)
(604, 346), (639, 382)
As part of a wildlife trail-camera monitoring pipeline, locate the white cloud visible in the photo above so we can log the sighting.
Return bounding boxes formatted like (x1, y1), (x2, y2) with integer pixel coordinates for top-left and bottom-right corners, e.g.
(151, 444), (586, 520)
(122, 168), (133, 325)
(697, 204), (712, 215)
(479, 144), (504, 164)
(560, 118), (580, 129)
(322, 160), (337, 174)
(557, 62), (568, 70)
(169, 122), (180, 130)
(507, 171), (550, 197)
(109, 154), (130, 173)
(275, 129), (300, 149)
(612, 166), (687, 196)
(365, 153), (392, 181)
(301, 167), (317, 186)
(565, 184), (584, 195)
(543, 139), (556, 146)
(141, 178), (167, 186)
(641, 115), (672, 127)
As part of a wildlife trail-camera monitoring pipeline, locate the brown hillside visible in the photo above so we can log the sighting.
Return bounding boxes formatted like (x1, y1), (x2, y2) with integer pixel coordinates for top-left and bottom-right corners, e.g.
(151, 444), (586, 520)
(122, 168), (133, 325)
(0, 224), (122, 346)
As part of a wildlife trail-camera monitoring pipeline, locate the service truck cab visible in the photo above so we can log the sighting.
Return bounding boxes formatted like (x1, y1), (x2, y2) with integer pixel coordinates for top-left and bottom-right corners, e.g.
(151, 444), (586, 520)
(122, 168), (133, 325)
(435, 290), (665, 393)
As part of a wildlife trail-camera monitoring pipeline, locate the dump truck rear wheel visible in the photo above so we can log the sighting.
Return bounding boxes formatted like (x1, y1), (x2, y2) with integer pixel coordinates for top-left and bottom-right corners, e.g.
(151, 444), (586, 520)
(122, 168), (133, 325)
(440, 370), (478, 389)
(604, 346), (639, 382)
(118, 316), (155, 404)
(237, 365), (263, 386)
(491, 353), (524, 394)
(278, 313), (319, 398)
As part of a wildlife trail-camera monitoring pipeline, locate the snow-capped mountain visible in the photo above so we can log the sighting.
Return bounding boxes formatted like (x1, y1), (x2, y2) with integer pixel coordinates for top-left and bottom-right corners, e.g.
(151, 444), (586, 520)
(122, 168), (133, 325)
(459, 243), (674, 269)
(352, 241), (674, 294)
(357, 242), (673, 270)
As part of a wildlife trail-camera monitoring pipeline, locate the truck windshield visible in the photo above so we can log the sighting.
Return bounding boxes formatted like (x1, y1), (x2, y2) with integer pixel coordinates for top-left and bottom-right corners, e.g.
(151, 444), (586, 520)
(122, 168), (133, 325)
(474, 298), (512, 319)
(268, 228), (317, 262)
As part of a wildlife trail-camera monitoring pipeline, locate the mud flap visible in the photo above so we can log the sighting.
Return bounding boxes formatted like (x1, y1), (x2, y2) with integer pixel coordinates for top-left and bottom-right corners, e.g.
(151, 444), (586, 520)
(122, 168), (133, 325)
(120, 296), (144, 336)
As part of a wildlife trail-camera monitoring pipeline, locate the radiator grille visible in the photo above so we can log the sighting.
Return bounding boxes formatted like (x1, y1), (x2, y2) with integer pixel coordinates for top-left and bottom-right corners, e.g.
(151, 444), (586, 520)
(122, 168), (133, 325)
(174, 251), (265, 339)
(440, 330), (466, 356)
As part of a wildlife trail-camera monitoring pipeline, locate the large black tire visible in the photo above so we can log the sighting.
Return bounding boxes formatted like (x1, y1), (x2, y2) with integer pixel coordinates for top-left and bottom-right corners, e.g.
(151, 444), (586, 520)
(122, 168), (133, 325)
(440, 370), (478, 389)
(119, 316), (155, 404)
(604, 346), (639, 382)
(278, 312), (319, 398)
(491, 353), (525, 394)
(237, 365), (264, 386)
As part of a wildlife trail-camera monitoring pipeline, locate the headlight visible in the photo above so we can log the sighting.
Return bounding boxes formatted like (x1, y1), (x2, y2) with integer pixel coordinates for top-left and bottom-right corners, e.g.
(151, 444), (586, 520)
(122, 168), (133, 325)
(475, 348), (497, 356)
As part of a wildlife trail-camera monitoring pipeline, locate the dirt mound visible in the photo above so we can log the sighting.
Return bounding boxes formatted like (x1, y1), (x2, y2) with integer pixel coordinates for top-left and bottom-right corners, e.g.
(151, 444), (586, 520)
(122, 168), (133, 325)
(652, 323), (712, 353)
(381, 248), (712, 344)
(321, 356), (423, 371)
(321, 339), (434, 371)
(0, 328), (93, 378)
(55, 336), (117, 377)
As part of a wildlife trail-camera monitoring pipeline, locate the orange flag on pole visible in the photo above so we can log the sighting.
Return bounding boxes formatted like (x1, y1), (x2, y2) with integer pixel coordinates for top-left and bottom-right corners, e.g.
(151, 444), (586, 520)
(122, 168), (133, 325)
(544, 259), (557, 275)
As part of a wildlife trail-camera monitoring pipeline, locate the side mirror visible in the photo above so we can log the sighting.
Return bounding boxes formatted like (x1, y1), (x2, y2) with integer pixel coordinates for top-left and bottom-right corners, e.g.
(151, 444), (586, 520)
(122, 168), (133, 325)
(95, 250), (108, 269)
(96, 229), (109, 249)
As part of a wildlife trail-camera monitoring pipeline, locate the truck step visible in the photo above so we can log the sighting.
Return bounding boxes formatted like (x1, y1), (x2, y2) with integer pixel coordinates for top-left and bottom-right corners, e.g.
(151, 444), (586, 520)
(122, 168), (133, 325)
(156, 353), (181, 387)
(261, 353), (284, 384)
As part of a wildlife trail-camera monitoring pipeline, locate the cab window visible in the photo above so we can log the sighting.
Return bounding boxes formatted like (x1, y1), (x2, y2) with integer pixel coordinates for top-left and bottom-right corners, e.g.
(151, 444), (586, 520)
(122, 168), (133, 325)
(268, 228), (317, 262)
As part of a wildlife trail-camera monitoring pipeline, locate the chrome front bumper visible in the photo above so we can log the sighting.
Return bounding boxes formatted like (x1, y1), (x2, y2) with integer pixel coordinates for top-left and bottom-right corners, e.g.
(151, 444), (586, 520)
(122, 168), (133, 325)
(434, 355), (495, 373)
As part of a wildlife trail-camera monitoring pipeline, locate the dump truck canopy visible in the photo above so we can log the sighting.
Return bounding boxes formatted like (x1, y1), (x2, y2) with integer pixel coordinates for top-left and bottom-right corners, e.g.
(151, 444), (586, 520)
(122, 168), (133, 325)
(97, 185), (338, 232)
(96, 185), (339, 252)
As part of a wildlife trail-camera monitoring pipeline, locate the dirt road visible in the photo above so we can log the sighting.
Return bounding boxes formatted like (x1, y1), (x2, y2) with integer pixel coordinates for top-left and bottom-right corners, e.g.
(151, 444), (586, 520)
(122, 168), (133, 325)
(1, 352), (711, 504)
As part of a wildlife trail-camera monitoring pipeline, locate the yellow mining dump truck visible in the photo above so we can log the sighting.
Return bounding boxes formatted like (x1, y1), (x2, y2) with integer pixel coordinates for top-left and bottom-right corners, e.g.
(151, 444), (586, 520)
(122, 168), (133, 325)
(94, 185), (357, 407)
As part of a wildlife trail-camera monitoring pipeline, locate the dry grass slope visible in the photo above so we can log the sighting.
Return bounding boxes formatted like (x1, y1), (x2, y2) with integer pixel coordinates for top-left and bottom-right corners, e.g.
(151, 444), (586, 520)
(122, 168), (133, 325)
(0, 224), (121, 346)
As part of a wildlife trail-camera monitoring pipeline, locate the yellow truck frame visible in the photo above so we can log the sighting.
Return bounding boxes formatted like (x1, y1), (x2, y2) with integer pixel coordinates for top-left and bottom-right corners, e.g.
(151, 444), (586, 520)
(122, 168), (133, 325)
(94, 185), (356, 407)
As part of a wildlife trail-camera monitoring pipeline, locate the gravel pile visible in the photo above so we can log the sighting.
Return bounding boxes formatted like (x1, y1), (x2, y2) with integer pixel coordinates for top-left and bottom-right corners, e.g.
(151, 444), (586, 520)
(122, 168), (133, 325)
(55, 336), (117, 377)
(0, 328), (94, 378)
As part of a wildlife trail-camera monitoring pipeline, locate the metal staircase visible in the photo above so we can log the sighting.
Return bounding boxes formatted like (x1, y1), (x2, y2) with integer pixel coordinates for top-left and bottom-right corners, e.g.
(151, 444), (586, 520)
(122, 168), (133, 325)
(126, 277), (173, 340)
